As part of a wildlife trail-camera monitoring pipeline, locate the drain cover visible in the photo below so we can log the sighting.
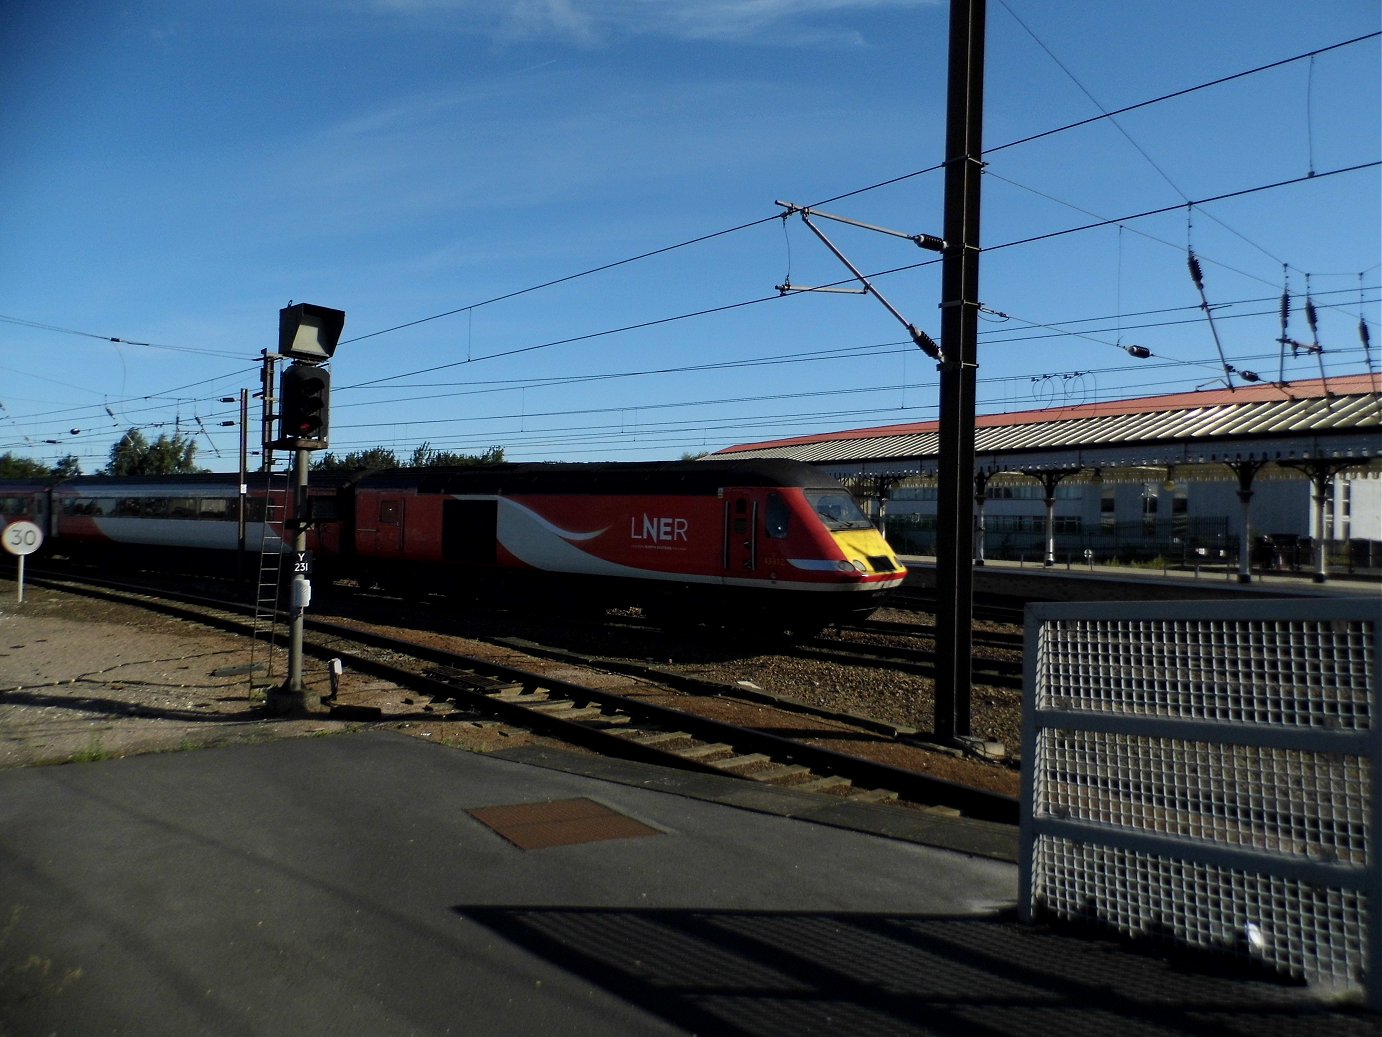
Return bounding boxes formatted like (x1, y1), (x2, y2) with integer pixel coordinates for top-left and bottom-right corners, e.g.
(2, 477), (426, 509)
(467, 797), (662, 851)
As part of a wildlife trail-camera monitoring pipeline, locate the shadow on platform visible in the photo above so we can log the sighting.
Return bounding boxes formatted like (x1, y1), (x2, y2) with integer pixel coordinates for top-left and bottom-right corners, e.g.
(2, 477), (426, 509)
(455, 905), (1372, 1037)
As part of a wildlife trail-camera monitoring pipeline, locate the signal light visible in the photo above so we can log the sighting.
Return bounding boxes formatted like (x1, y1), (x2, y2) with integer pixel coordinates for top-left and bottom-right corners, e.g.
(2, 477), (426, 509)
(279, 363), (330, 448)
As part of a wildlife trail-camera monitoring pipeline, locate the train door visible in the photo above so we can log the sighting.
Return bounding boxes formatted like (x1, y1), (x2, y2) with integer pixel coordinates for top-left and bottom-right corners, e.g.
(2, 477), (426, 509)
(723, 493), (757, 572)
(442, 498), (497, 564)
(378, 497), (404, 554)
(360, 496), (406, 556)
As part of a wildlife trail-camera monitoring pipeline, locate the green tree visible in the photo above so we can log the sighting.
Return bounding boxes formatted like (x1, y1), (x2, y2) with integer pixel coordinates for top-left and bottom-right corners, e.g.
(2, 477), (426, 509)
(310, 447), (400, 473)
(0, 452), (53, 478)
(53, 454), (82, 478)
(408, 443), (505, 467)
(106, 429), (202, 475)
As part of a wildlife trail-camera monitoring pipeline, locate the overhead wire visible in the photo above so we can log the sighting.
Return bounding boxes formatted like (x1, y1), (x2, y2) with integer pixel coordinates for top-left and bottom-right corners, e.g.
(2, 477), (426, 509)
(339, 294), (1376, 415)
(5, 32), (1378, 461)
(327, 30), (1377, 368)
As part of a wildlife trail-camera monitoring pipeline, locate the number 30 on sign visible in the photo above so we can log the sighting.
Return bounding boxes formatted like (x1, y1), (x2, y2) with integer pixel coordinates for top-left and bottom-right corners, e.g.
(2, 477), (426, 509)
(3, 520), (43, 605)
(3, 520), (43, 556)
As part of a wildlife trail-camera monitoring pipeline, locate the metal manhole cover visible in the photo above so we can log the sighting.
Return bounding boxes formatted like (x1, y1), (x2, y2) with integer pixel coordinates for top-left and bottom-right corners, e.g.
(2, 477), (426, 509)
(468, 797), (663, 851)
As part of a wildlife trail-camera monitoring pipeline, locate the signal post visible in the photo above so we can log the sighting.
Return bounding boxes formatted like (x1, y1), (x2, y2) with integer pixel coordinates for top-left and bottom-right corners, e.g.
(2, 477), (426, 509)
(266, 303), (344, 716)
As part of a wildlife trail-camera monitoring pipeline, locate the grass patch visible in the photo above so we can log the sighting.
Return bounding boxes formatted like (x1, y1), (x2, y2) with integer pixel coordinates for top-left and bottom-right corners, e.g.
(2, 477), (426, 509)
(66, 738), (109, 764)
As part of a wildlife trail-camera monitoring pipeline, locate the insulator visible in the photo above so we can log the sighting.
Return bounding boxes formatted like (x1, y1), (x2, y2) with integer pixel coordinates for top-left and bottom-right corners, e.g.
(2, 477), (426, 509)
(1239, 370), (1261, 382)
(1361, 319), (1372, 349)
(1305, 299), (1318, 333)
(1279, 291), (1290, 326)
(1124, 345), (1152, 359)
(912, 327), (941, 360)
(1187, 253), (1204, 288)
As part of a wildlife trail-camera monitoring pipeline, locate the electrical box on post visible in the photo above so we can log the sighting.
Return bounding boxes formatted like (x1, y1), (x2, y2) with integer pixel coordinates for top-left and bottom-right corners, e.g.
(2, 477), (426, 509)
(279, 303), (345, 361)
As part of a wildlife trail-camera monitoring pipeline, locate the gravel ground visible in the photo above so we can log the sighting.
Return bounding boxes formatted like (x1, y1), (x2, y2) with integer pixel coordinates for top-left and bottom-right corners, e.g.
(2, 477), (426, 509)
(1, 575), (1021, 796)
(370, 596), (1024, 745)
(0, 577), (554, 768)
(312, 594), (1025, 795)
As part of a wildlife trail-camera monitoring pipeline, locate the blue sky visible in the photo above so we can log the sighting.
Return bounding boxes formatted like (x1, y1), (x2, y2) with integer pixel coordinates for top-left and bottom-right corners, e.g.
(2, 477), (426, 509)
(2, 0), (1378, 473)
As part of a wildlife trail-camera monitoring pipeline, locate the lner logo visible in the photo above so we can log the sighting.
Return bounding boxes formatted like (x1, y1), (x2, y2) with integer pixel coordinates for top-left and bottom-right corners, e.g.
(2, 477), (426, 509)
(631, 515), (689, 544)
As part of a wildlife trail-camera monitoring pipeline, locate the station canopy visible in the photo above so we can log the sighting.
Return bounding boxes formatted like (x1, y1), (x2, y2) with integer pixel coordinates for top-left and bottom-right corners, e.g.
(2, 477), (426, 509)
(711, 375), (1382, 487)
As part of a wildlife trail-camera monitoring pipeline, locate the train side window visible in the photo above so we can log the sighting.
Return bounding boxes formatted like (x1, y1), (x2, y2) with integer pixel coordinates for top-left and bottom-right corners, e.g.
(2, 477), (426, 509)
(312, 497), (339, 522)
(199, 498), (230, 520)
(169, 497), (197, 518)
(765, 492), (790, 539)
(380, 500), (401, 524)
(244, 499), (267, 523)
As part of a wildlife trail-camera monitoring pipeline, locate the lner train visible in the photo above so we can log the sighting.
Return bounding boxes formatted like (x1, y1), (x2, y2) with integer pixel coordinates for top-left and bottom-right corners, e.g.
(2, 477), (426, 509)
(0, 459), (907, 635)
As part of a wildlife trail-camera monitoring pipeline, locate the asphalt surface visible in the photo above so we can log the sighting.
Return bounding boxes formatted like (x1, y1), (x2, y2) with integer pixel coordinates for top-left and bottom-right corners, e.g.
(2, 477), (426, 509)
(1, 568), (1376, 1035)
(1, 731), (1374, 1036)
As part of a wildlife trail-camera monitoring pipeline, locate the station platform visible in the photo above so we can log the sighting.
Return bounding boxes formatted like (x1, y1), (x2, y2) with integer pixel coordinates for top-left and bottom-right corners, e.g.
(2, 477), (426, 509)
(899, 553), (1382, 603)
(0, 730), (1372, 1035)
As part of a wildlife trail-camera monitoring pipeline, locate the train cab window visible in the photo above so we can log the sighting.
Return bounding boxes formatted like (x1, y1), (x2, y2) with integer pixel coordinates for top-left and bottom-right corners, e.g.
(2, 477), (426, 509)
(765, 492), (790, 539)
(380, 500), (401, 524)
(804, 489), (872, 531)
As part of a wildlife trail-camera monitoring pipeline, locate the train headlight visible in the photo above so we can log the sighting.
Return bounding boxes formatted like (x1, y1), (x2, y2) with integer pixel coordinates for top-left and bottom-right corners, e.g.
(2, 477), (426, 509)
(835, 559), (868, 573)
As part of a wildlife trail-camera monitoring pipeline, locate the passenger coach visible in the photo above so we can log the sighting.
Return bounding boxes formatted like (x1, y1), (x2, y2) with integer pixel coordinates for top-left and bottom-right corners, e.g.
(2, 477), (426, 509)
(1, 459), (906, 636)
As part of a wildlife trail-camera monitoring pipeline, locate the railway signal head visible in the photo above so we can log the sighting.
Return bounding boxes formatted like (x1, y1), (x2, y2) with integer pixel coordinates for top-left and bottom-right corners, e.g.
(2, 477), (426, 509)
(279, 362), (330, 448)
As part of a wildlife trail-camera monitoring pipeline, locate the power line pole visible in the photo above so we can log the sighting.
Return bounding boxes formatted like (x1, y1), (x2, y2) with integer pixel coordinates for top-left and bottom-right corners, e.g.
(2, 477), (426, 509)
(934, 0), (987, 744)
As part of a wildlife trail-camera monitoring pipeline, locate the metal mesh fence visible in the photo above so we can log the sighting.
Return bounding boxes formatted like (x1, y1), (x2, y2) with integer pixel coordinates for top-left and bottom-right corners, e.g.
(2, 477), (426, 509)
(1020, 598), (1379, 1006)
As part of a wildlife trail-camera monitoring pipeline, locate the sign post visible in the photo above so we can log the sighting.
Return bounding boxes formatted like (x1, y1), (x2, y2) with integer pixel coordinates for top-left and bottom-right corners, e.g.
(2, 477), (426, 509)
(2, 520), (44, 604)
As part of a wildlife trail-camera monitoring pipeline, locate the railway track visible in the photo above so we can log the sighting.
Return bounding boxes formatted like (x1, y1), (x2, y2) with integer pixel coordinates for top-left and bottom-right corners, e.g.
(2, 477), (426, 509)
(19, 570), (1020, 825)
(803, 632), (1023, 688)
(887, 588), (1030, 627)
(843, 616), (1026, 652)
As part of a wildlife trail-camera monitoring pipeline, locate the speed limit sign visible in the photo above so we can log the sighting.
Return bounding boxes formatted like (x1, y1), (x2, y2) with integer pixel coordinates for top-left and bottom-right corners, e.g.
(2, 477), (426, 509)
(3, 520), (43, 556)
(3, 519), (43, 604)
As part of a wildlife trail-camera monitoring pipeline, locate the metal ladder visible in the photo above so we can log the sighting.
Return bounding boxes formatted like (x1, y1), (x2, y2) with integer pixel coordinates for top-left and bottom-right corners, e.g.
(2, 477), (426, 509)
(248, 465), (292, 696)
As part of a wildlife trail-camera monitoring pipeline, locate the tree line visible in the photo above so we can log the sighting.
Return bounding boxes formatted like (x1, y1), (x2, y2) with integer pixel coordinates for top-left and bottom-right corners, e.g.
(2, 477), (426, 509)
(0, 432), (505, 479)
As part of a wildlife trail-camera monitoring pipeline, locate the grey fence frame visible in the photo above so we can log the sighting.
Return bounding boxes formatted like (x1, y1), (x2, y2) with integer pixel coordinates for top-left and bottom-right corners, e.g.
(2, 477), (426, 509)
(1020, 597), (1380, 1007)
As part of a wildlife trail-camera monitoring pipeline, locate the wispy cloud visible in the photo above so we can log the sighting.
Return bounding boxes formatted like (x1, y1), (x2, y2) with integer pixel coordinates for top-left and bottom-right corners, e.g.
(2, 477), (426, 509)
(370, 0), (938, 46)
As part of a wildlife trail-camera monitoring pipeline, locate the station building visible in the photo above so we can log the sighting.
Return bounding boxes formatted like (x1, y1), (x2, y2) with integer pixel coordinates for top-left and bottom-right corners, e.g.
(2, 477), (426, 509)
(712, 374), (1382, 577)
